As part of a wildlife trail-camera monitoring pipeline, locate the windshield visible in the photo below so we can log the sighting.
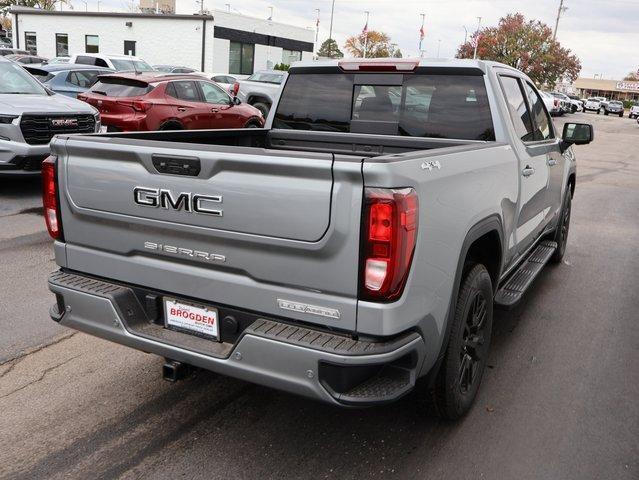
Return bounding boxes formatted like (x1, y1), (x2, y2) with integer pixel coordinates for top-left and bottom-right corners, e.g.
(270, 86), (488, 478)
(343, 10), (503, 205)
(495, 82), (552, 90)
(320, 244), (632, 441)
(89, 78), (153, 97)
(0, 62), (47, 94)
(110, 59), (155, 72)
(610, 101), (622, 105)
(153, 65), (173, 72)
(247, 72), (284, 84)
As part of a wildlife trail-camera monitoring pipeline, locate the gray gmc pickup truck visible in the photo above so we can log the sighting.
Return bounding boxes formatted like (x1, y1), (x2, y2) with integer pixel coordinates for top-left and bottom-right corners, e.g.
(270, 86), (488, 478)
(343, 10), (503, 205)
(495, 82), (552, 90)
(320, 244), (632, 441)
(45, 58), (593, 419)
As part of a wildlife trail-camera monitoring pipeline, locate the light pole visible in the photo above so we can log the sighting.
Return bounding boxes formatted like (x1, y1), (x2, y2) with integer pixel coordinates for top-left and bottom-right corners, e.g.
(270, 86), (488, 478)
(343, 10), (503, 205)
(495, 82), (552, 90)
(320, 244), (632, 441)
(553, 0), (568, 40)
(463, 25), (468, 44)
(314, 8), (320, 58)
(437, 39), (441, 58)
(473, 16), (481, 59)
(419, 13), (425, 57)
(267, 6), (273, 21)
(362, 11), (369, 58)
(225, 3), (230, 12)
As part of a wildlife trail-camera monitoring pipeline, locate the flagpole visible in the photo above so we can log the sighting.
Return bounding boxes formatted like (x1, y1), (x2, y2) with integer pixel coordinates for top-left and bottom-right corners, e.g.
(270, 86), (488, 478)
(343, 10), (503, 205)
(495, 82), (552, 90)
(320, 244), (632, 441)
(419, 13), (425, 57)
(363, 11), (370, 58)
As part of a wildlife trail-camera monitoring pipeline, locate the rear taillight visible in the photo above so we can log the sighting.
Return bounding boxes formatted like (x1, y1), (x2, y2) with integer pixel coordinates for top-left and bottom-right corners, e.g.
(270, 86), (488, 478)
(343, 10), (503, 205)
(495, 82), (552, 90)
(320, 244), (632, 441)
(360, 188), (418, 301)
(231, 82), (240, 96)
(116, 99), (152, 112)
(42, 156), (63, 241)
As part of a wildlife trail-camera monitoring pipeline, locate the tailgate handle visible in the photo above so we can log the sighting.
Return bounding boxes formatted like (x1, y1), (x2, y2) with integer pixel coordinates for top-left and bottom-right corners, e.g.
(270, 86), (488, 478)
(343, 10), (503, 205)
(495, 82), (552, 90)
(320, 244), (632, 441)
(152, 155), (201, 176)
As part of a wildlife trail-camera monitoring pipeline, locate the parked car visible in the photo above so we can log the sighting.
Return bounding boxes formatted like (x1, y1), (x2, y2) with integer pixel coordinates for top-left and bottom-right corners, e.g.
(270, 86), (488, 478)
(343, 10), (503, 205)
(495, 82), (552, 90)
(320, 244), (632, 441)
(69, 53), (155, 72)
(540, 91), (562, 116)
(47, 56), (71, 65)
(0, 57), (99, 176)
(567, 94), (584, 112)
(25, 63), (113, 98)
(600, 100), (624, 117)
(46, 58), (593, 419)
(207, 73), (244, 94)
(6, 53), (48, 65)
(583, 96), (606, 112)
(549, 92), (571, 114)
(0, 48), (28, 56)
(232, 70), (287, 116)
(77, 72), (263, 132)
(154, 65), (198, 74)
(0, 37), (12, 48)
(628, 102), (639, 119)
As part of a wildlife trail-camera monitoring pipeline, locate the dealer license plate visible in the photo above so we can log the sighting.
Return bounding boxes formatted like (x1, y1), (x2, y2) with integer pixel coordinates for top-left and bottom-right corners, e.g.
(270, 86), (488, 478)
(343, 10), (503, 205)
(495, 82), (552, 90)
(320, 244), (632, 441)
(164, 297), (219, 339)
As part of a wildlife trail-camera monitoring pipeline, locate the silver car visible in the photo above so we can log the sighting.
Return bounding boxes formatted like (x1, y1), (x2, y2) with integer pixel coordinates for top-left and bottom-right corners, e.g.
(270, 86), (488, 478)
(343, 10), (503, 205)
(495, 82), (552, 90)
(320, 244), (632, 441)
(0, 57), (99, 176)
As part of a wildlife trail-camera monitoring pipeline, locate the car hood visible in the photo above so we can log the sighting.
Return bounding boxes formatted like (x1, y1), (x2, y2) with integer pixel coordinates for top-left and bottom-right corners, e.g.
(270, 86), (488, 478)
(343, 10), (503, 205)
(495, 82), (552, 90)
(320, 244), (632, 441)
(0, 93), (97, 115)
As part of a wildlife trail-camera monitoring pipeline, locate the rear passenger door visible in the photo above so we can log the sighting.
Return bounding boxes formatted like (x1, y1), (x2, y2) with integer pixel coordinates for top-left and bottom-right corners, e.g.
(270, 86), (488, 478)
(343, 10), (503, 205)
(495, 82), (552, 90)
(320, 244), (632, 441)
(165, 80), (210, 130)
(498, 75), (552, 255)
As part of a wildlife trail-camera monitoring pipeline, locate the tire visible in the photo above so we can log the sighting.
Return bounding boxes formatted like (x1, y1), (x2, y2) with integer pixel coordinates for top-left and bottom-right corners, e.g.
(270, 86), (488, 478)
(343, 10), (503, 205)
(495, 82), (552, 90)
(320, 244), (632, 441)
(244, 120), (260, 128)
(159, 121), (183, 131)
(252, 101), (270, 117)
(604, 110), (609, 116)
(619, 112), (623, 118)
(428, 264), (494, 420)
(550, 188), (572, 264)
(596, 109), (600, 115)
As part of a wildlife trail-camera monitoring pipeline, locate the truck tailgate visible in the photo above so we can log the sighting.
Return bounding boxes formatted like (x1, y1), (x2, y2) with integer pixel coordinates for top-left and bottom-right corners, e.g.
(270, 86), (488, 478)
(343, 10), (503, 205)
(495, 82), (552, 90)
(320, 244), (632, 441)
(54, 136), (364, 331)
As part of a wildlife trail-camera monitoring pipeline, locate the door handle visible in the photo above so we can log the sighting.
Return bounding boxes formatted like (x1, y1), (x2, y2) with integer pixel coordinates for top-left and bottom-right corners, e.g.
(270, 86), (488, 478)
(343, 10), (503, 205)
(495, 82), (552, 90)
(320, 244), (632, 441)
(547, 158), (558, 166)
(177, 107), (187, 112)
(522, 166), (535, 177)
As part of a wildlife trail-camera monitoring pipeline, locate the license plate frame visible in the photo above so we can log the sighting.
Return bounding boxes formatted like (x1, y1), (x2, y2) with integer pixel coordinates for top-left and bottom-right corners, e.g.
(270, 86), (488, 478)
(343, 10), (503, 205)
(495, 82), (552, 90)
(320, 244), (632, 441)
(164, 297), (219, 340)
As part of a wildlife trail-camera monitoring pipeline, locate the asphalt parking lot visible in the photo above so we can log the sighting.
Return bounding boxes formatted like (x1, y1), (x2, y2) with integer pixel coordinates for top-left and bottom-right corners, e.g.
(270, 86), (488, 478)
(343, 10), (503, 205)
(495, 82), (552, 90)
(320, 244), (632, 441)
(1, 112), (638, 480)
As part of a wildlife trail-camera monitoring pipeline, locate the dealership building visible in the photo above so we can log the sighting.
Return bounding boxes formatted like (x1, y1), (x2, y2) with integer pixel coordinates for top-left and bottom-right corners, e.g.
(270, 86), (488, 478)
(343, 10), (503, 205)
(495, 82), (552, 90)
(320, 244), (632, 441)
(9, 7), (315, 74)
(557, 77), (639, 102)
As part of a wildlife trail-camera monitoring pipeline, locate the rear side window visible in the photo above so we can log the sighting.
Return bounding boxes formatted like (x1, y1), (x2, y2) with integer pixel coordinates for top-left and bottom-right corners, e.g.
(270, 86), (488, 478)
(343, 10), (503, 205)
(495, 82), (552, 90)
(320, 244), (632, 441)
(90, 78), (153, 97)
(75, 55), (96, 66)
(167, 81), (200, 102)
(274, 72), (495, 140)
(67, 70), (101, 88)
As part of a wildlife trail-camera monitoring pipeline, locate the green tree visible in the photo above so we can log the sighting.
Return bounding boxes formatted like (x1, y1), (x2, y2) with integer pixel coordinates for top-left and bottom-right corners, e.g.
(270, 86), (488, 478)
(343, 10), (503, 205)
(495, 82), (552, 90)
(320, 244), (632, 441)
(317, 38), (343, 59)
(456, 13), (581, 86)
(344, 30), (395, 58)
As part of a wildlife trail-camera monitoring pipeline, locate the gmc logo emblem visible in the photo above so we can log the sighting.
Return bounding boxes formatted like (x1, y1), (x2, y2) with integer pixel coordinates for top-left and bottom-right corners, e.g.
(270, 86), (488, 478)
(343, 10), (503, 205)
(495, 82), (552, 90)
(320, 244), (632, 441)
(133, 187), (223, 216)
(51, 118), (78, 127)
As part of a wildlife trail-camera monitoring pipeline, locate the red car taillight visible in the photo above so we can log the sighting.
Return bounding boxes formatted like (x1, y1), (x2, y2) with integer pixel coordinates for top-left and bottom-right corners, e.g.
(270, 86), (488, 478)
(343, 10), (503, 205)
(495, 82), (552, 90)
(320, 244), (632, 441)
(231, 82), (240, 96)
(116, 99), (152, 112)
(42, 156), (63, 241)
(360, 188), (418, 301)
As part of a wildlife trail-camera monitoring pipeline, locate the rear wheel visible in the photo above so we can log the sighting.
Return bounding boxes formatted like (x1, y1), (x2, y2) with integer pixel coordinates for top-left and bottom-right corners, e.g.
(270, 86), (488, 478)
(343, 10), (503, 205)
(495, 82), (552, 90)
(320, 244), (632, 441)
(619, 112), (623, 117)
(550, 188), (572, 264)
(428, 264), (493, 420)
(159, 121), (183, 131)
(244, 120), (261, 128)
(252, 101), (270, 117)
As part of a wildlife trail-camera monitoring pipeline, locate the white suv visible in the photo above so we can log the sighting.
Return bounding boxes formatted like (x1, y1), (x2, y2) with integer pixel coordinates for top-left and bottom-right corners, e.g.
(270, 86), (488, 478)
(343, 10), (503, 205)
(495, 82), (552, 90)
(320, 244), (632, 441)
(583, 97), (607, 113)
(69, 53), (155, 72)
(629, 103), (639, 120)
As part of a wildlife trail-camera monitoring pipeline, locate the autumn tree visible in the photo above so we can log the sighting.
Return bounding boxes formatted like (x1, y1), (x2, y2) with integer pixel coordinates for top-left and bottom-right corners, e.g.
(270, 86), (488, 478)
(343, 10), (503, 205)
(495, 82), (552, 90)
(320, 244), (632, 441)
(456, 13), (581, 87)
(344, 30), (395, 58)
(0, 0), (65, 11)
(317, 38), (343, 59)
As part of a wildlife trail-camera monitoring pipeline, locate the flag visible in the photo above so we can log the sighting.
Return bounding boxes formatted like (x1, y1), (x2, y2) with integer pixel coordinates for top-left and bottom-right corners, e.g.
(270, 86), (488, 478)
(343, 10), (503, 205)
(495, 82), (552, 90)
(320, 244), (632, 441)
(471, 34), (481, 48)
(362, 21), (368, 35)
(316, 16), (320, 28)
(419, 25), (425, 40)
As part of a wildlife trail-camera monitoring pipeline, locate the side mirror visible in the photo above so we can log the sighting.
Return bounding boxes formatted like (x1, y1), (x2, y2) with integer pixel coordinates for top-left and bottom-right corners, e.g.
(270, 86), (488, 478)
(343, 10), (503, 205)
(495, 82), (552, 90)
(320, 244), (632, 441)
(560, 122), (593, 152)
(232, 96), (241, 106)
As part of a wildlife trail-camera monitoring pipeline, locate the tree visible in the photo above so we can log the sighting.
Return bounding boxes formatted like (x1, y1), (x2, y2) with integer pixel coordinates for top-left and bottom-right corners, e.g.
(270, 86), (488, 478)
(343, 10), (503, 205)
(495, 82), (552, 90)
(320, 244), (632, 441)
(316, 38), (343, 59)
(344, 30), (395, 58)
(623, 71), (638, 81)
(456, 13), (581, 87)
(392, 47), (403, 58)
(0, 0), (66, 11)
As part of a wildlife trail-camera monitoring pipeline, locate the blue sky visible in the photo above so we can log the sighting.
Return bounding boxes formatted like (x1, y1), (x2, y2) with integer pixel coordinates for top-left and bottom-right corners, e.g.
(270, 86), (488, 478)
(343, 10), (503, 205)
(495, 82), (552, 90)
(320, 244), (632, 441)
(64, 0), (639, 79)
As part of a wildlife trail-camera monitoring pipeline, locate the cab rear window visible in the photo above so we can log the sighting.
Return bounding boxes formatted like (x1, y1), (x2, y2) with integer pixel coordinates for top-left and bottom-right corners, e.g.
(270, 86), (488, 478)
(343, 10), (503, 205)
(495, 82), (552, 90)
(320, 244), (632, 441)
(273, 71), (495, 141)
(89, 78), (154, 97)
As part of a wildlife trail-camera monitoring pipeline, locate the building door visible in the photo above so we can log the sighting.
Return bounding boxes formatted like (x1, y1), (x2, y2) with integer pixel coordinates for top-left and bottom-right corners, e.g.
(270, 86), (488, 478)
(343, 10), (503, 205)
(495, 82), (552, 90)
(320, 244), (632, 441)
(124, 40), (136, 56)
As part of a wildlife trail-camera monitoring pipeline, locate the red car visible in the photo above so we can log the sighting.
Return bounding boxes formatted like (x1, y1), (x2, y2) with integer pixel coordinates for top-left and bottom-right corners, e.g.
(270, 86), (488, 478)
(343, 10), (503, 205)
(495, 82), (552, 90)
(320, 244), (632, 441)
(77, 72), (264, 132)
